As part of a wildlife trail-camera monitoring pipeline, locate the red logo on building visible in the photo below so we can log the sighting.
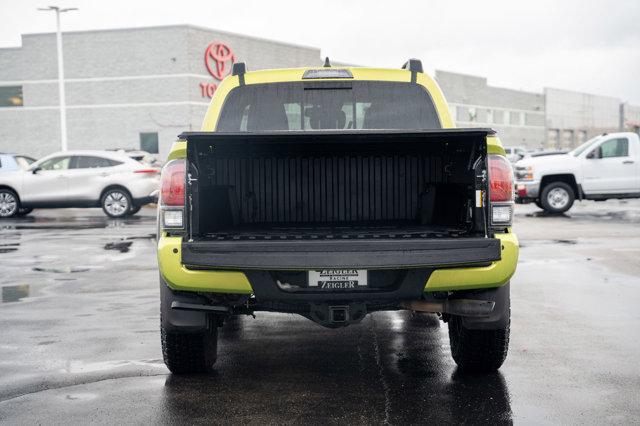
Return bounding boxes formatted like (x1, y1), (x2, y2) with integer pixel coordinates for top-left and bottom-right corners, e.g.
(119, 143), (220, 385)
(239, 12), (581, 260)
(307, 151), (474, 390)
(204, 42), (235, 80)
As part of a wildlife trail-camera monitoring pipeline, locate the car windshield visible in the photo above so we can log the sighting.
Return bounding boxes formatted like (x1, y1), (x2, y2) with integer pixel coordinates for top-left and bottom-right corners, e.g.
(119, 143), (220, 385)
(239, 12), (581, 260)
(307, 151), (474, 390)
(216, 81), (441, 131)
(571, 135), (603, 156)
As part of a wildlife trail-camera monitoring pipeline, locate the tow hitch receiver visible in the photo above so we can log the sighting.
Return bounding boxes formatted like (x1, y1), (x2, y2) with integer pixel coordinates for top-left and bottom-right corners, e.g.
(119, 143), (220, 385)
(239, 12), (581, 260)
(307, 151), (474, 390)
(309, 303), (367, 328)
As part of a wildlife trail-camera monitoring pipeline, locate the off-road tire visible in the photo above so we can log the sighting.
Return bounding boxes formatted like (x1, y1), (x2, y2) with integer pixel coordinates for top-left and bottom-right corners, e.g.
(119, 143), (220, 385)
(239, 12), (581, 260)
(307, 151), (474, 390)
(0, 188), (20, 218)
(448, 315), (510, 372)
(540, 181), (575, 214)
(161, 318), (218, 374)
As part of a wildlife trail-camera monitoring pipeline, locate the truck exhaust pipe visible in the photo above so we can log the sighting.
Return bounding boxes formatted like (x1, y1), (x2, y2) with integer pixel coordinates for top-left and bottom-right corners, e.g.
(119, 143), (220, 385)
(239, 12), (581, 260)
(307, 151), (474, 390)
(402, 299), (495, 317)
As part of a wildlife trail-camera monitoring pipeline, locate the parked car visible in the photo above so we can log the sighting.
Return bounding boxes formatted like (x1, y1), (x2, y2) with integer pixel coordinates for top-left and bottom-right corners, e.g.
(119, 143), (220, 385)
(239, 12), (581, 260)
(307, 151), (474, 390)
(515, 132), (640, 213)
(0, 150), (159, 218)
(504, 146), (527, 163)
(108, 149), (160, 167)
(157, 60), (519, 374)
(0, 153), (36, 172)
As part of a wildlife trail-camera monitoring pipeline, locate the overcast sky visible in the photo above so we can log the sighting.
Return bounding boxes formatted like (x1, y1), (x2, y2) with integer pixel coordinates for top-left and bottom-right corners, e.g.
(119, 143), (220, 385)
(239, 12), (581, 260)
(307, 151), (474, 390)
(1, 0), (639, 103)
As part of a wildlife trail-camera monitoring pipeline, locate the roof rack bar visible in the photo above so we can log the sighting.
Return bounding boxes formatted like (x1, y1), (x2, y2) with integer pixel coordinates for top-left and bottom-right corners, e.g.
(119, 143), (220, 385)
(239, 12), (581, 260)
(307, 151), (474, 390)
(232, 62), (247, 85)
(402, 59), (423, 73)
(232, 62), (246, 76)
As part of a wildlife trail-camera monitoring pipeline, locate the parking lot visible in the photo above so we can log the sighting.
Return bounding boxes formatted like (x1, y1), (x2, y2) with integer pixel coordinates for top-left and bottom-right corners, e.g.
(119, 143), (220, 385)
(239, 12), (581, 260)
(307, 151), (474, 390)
(0, 201), (639, 424)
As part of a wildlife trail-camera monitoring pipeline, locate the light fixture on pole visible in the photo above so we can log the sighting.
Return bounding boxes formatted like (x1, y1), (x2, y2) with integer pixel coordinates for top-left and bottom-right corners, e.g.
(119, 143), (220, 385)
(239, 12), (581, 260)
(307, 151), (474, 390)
(38, 6), (78, 151)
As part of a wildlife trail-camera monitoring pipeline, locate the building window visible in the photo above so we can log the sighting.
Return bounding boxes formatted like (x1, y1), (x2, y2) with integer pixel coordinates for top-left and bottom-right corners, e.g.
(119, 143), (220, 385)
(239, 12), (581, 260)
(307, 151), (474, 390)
(456, 106), (468, 122)
(0, 86), (23, 107)
(486, 109), (494, 124)
(140, 132), (159, 154)
(467, 107), (477, 122)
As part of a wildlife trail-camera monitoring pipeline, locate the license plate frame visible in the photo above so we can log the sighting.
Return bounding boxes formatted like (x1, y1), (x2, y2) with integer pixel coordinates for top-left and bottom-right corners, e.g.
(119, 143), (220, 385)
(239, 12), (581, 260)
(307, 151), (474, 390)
(308, 269), (368, 290)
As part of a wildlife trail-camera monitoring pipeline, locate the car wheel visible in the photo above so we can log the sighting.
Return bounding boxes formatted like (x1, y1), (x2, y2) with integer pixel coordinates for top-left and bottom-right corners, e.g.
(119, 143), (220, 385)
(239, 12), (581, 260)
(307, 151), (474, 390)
(448, 314), (510, 373)
(101, 188), (132, 218)
(534, 200), (544, 210)
(161, 316), (218, 374)
(540, 182), (575, 214)
(16, 208), (33, 217)
(128, 205), (142, 216)
(0, 189), (20, 218)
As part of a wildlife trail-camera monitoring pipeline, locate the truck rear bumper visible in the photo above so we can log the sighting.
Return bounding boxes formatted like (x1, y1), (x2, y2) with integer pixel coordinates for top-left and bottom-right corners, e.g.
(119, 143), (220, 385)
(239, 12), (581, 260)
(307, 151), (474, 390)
(180, 237), (501, 270)
(158, 232), (518, 293)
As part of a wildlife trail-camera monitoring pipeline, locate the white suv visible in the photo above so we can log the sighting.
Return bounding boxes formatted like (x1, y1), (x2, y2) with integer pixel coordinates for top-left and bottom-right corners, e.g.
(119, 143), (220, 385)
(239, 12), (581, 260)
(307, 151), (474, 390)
(0, 150), (160, 218)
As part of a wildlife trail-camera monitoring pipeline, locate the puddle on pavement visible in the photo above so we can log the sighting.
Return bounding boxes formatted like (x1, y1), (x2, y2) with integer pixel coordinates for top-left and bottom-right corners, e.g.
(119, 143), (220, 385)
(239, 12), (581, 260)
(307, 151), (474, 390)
(104, 241), (134, 253)
(0, 242), (20, 253)
(61, 359), (166, 374)
(2, 284), (30, 303)
(104, 234), (155, 253)
(15, 223), (108, 230)
(525, 211), (571, 219)
(554, 239), (578, 245)
(124, 234), (156, 240)
(32, 266), (91, 273)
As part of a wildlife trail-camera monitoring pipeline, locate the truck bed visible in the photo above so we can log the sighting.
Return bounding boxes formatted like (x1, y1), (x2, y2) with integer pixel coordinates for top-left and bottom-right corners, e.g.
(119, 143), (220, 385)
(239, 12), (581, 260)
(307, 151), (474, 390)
(181, 129), (494, 269)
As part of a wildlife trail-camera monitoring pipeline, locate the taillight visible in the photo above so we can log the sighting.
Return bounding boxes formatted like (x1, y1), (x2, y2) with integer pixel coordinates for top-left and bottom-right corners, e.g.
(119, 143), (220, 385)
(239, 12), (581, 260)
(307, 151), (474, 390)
(160, 160), (185, 206)
(159, 159), (185, 229)
(134, 168), (160, 174)
(488, 154), (514, 227)
(489, 155), (514, 202)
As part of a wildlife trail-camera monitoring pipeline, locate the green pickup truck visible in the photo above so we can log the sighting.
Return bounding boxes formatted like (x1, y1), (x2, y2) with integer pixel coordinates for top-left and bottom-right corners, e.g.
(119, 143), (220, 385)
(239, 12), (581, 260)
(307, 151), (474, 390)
(157, 60), (519, 374)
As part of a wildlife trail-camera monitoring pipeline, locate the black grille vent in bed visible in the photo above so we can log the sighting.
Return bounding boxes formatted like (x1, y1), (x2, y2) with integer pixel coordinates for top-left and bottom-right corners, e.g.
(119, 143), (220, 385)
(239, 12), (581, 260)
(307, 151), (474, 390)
(206, 154), (443, 224)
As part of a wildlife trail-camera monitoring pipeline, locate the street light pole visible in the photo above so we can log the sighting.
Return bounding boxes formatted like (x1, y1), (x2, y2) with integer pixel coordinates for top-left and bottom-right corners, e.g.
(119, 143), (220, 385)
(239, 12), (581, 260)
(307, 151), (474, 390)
(38, 6), (77, 151)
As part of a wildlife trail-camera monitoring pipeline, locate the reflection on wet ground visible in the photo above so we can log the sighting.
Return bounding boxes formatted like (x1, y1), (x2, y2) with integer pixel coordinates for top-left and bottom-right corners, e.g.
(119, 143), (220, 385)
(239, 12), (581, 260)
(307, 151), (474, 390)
(522, 200), (640, 223)
(103, 241), (133, 253)
(0, 243), (20, 254)
(0, 204), (639, 423)
(154, 312), (513, 424)
(2, 285), (29, 303)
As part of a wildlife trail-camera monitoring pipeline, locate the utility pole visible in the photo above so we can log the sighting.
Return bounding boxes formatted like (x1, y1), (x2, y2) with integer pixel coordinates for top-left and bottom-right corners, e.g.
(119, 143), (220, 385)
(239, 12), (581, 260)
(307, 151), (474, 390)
(38, 6), (77, 151)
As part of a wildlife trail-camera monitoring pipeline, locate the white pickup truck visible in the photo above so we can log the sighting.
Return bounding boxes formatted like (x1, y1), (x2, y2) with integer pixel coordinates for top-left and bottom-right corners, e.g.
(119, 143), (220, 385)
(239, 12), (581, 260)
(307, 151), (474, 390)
(515, 132), (640, 213)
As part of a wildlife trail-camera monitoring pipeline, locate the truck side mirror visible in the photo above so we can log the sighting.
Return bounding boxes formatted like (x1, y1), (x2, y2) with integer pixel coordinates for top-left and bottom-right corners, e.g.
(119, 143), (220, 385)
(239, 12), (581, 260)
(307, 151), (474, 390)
(586, 147), (601, 159)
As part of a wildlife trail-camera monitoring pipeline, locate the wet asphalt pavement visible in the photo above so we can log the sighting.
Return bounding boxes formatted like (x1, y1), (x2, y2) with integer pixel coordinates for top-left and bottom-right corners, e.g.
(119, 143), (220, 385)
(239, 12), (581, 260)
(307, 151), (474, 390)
(1, 201), (639, 424)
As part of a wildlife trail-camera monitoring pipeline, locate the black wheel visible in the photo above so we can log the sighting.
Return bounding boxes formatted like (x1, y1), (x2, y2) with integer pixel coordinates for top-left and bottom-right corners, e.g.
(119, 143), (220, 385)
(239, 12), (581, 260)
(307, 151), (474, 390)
(161, 317), (218, 374)
(16, 208), (33, 217)
(534, 200), (544, 210)
(0, 188), (20, 218)
(448, 313), (510, 373)
(101, 188), (132, 218)
(128, 205), (142, 216)
(540, 182), (575, 214)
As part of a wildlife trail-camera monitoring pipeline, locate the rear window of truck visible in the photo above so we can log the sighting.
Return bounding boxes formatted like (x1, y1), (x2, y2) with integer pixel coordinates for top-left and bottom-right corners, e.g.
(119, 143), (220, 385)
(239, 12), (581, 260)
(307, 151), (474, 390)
(216, 81), (441, 131)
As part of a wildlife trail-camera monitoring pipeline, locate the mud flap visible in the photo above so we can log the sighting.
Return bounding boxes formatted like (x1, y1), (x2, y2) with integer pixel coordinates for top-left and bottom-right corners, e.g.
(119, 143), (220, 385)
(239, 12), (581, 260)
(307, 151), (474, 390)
(160, 275), (209, 332)
(455, 282), (510, 330)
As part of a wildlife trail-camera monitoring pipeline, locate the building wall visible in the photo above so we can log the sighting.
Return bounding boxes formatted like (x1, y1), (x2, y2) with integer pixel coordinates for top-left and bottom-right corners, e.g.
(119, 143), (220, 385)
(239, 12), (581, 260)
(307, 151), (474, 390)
(435, 70), (546, 150)
(0, 25), (322, 158)
(622, 103), (640, 133)
(2, 24), (639, 159)
(544, 88), (621, 150)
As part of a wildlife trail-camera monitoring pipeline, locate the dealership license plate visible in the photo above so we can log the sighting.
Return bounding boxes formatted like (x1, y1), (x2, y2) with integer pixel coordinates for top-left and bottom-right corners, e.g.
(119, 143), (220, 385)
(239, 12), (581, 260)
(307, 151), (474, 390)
(308, 269), (368, 290)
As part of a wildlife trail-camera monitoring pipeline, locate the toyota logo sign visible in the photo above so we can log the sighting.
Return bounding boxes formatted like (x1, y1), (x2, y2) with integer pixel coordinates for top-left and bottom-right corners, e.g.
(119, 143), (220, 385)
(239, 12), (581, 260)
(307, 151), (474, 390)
(200, 42), (235, 98)
(204, 42), (235, 80)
